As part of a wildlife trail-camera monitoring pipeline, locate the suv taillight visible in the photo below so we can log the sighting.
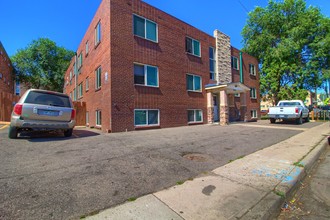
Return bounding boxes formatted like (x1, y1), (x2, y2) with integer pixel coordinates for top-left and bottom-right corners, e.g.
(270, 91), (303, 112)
(295, 107), (299, 114)
(71, 109), (76, 120)
(13, 104), (23, 116)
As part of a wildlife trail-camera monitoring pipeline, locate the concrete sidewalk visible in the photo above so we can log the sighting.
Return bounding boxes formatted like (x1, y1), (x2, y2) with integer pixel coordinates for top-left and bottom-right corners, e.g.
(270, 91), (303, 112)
(86, 122), (329, 220)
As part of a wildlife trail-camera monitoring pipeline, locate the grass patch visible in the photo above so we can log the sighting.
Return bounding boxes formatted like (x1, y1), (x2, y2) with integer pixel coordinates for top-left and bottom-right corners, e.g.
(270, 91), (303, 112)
(228, 155), (245, 163)
(79, 210), (100, 219)
(274, 190), (286, 198)
(127, 197), (137, 202)
(293, 162), (304, 168)
(176, 181), (185, 185)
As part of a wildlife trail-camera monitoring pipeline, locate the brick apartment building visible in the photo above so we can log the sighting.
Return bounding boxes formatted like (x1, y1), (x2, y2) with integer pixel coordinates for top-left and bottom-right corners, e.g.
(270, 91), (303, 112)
(0, 42), (15, 94)
(64, 0), (260, 133)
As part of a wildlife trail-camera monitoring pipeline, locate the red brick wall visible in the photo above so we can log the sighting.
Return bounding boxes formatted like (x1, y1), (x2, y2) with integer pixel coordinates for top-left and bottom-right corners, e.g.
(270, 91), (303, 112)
(109, 0), (216, 132)
(231, 47), (260, 120)
(64, 0), (111, 132)
(0, 42), (15, 94)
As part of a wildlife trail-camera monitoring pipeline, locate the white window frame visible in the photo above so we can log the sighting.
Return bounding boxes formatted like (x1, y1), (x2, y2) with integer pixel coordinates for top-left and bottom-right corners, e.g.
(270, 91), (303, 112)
(231, 56), (239, 70)
(186, 73), (202, 92)
(134, 63), (159, 87)
(209, 47), (216, 80)
(134, 109), (160, 127)
(133, 14), (158, 43)
(249, 64), (256, 76)
(78, 83), (83, 98)
(77, 52), (83, 70)
(186, 37), (201, 57)
(251, 109), (257, 118)
(96, 110), (102, 126)
(95, 66), (101, 89)
(95, 21), (101, 46)
(187, 109), (203, 123)
(250, 88), (257, 99)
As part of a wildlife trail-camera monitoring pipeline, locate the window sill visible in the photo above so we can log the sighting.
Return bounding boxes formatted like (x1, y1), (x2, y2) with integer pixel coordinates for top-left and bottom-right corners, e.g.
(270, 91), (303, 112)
(134, 84), (159, 88)
(94, 41), (101, 49)
(186, 52), (201, 58)
(95, 87), (101, 92)
(187, 90), (202, 93)
(134, 35), (158, 43)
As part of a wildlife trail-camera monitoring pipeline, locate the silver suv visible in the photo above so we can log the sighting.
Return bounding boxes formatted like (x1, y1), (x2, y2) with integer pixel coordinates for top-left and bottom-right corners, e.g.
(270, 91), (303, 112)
(9, 89), (76, 139)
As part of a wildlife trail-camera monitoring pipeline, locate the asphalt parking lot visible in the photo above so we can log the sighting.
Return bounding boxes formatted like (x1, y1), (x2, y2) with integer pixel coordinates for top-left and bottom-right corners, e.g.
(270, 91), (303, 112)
(0, 120), (326, 220)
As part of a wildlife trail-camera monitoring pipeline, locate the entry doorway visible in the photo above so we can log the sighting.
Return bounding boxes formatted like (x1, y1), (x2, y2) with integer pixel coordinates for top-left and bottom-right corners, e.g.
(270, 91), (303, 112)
(213, 95), (219, 122)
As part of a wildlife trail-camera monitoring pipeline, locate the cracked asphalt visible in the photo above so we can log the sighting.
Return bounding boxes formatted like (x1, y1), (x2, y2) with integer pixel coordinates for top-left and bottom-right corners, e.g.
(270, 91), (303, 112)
(0, 121), (324, 220)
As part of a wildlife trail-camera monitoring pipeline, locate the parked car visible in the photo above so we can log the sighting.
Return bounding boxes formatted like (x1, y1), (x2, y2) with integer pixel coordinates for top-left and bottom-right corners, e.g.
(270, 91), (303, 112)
(268, 100), (309, 124)
(9, 89), (76, 139)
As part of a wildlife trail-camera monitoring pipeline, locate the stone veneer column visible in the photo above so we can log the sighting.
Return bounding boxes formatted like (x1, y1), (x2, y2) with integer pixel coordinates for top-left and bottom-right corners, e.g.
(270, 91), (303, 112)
(219, 90), (229, 125)
(207, 92), (214, 124)
(214, 30), (232, 84)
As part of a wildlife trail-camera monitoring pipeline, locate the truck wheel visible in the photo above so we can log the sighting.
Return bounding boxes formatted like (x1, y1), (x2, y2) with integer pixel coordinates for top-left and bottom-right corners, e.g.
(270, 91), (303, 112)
(270, 118), (276, 124)
(296, 115), (303, 125)
(64, 129), (73, 137)
(8, 126), (18, 139)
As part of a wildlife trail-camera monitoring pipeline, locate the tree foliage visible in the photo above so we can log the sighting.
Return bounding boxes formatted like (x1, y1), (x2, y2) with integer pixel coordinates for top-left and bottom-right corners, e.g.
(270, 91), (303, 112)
(242, 0), (330, 104)
(11, 38), (74, 92)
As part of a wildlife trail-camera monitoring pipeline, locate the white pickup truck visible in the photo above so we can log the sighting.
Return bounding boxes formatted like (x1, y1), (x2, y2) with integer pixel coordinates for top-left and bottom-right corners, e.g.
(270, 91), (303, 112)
(268, 100), (310, 124)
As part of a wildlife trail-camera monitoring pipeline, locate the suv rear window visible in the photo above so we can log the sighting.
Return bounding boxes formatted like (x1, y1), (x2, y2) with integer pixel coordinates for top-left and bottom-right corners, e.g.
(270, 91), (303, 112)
(25, 91), (71, 108)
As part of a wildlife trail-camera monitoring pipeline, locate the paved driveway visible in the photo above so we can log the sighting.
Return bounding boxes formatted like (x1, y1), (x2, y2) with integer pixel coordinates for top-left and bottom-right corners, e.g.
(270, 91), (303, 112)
(0, 121), (324, 220)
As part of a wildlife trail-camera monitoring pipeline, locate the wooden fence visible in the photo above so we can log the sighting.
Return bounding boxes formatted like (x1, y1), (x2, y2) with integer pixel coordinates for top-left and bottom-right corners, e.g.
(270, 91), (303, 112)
(0, 92), (20, 122)
(73, 101), (86, 126)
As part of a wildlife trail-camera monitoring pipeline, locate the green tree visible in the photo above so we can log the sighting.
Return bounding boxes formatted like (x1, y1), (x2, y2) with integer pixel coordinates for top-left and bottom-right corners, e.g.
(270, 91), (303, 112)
(11, 38), (74, 92)
(242, 0), (330, 104)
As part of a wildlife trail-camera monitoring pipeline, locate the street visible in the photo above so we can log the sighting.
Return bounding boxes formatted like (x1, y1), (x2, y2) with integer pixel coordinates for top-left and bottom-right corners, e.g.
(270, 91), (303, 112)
(0, 121), (324, 220)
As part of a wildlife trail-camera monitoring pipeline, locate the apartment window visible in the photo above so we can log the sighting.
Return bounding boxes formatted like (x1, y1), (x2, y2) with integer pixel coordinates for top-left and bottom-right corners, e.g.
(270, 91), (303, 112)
(95, 66), (101, 89)
(231, 56), (239, 70)
(69, 71), (72, 85)
(95, 21), (101, 46)
(188, 110), (203, 123)
(0, 73), (2, 79)
(73, 63), (76, 76)
(134, 63), (158, 87)
(186, 74), (202, 92)
(249, 64), (256, 76)
(78, 83), (83, 98)
(70, 92), (72, 100)
(251, 109), (257, 118)
(134, 109), (159, 126)
(85, 41), (89, 55)
(186, 37), (201, 57)
(96, 110), (102, 126)
(86, 111), (89, 125)
(77, 52), (83, 70)
(250, 88), (257, 99)
(73, 88), (77, 101)
(133, 15), (158, 42)
(209, 47), (216, 80)
(234, 93), (240, 97)
(86, 77), (89, 91)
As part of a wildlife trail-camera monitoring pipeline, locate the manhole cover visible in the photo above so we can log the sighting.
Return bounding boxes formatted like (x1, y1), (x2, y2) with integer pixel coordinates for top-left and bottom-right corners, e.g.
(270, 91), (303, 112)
(182, 153), (208, 162)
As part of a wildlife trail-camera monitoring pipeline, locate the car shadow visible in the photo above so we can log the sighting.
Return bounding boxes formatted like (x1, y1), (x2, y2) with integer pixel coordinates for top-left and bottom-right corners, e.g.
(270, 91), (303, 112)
(17, 129), (100, 142)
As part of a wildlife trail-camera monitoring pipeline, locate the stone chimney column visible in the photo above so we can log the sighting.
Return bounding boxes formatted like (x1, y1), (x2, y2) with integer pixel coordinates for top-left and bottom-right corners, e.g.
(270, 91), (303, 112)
(214, 30), (232, 84)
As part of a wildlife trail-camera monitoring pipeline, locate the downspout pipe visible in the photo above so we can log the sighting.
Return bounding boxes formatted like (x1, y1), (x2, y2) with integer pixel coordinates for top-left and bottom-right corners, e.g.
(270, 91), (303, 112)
(239, 51), (243, 83)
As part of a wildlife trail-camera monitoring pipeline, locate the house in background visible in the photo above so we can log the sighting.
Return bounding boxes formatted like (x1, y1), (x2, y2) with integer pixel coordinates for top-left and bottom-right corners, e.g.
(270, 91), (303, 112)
(64, 0), (260, 133)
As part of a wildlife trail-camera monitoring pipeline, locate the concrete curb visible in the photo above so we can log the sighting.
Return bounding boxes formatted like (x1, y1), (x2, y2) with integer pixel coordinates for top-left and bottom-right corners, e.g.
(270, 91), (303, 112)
(271, 138), (328, 219)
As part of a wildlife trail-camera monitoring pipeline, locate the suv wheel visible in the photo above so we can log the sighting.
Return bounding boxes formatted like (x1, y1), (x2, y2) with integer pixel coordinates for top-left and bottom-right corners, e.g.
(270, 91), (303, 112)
(8, 126), (18, 139)
(64, 129), (73, 137)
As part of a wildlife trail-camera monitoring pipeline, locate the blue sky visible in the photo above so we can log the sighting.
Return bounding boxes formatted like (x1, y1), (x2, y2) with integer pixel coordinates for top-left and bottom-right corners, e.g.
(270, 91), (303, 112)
(0, 0), (329, 57)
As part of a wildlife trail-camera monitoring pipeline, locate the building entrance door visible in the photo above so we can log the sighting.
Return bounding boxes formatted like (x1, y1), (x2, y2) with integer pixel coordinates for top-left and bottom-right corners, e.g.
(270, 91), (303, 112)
(213, 95), (219, 122)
